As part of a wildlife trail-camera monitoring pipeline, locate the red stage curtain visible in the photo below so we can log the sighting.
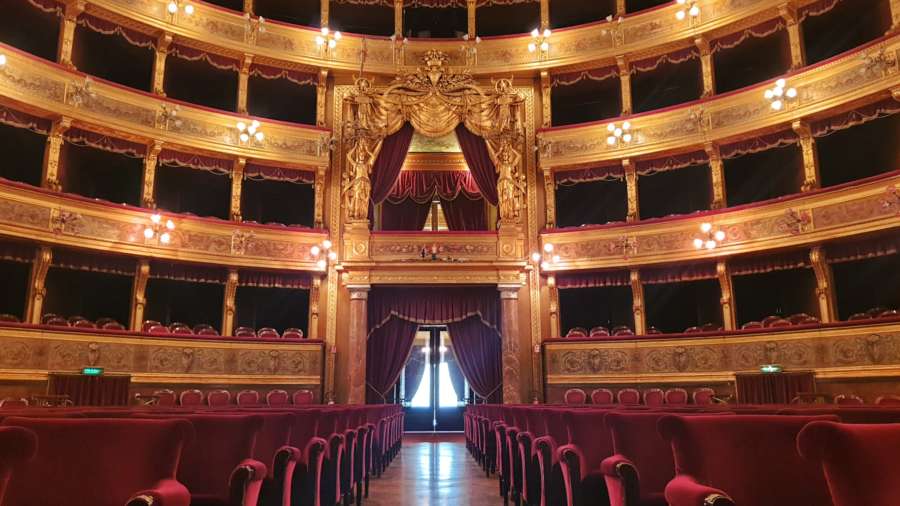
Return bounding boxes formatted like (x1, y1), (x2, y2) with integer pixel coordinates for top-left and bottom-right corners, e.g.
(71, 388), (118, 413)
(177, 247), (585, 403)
(404, 346), (427, 401)
(440, 196), (487, 231)
(455, 125), (498, 205)
(386, 170), (482, 204)
(366, 316), (420, 403)
(448, 316), (502, 403)
(381, 199), (431, 231)
(371, 124), (416, 205)
(368, 286), (500, 332)
(736, 371), (815, 404)
(149, 261), (228, 284)
(237, 270), (311, 289)
(641, 262), (718, 284)
(557, 270), (631, 289)
(47, 373), (132, 406)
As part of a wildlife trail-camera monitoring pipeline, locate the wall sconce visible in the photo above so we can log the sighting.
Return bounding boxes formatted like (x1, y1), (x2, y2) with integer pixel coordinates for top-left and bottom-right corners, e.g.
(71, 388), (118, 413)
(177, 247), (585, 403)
(531, 242), (560, 272)
(236, 120), (264, 145)
(0, 54), (6, 67)
(675, 0), (700, 20)
(68, 76), (96, 108)
(144, 213), (175, 244)
(159, 104), (182, 130)
(693, 222), (725, 250)
(316, 27), (342, 55)
(528, 28), (551, 58)
(764, 78), (797, 111)
(311, 239), (337, 270)
(460, 33), (481, 65)
(166, 0), (194, 17)
(243, 13), (267, 38)
(606, 121), (633, 147)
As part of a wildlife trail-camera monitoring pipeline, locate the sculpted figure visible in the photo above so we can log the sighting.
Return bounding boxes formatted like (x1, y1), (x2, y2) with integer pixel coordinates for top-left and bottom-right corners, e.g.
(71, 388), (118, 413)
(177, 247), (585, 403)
(488, 139), (525, 221)
(344, 136), (382, 220)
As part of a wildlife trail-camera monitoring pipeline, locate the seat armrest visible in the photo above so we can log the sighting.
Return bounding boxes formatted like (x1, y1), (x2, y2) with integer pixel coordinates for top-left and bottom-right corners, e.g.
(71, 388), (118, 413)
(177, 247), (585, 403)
(126, 479), (191, 506)
(557, 444), (584, 506)
(664, 475), (734, 506)
(269, 445), (302, 506)
(229, 458), (268, 506)
(601, 454), (640, 506)
(534, 436), (560, 506)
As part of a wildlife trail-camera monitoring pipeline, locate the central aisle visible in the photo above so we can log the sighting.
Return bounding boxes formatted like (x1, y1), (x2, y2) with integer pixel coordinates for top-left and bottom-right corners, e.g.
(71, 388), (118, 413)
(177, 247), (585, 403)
(366, 433), (504, 506)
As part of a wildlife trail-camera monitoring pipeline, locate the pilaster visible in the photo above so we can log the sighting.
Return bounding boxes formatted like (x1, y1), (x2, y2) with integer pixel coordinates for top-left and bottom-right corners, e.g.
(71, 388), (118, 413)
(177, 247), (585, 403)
(41, 117), (72, 192)
(810, 246), (837, 323)
(629, 269), (646, 335)
(152, 33), (173, 96)
(308, 275), (322, 341)
(616, 0), (626, 17)
(792, 119), (820, 191)
(130, 259), (150, 332)
(695, 36), (716, 98)
(230, 157), (246, 221)
(314, 165), (327, 228)
(321, 0), (330, 28)
(237, 54), (253, 114)
(623, 158), (639, 222)
(243, 0), (253, 15)
(780, 3), (806, 70)
(142, 140), (163, 208)
(25, 247), (53, 325)
(316, 69), (329, 128)
(891, 0), (900, 34)
(704, 142), (727, 209)
(547, 275), (560, 338)
(539, 0), (549, 30)
(467, 0), (477, 38)
(58, 0), (85, 69)
(499, 284), (522, 404)
(716, 260), (737, 331)
(394, 0), (403, 37)
(221, 268), (238, 337)
(540, 70), (552, 128)
(542, 167), (555, 229)
(347, 285), (370, 405)
(616, 55), (632, 115)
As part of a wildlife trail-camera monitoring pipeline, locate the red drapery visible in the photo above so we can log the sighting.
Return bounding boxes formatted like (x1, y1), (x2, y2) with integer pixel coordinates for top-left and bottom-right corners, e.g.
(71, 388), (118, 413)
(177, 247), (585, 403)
(550, 66), (618, 87)
(380, 199), (432, 231)
(385, 170), (481, 204)
(635, 151), (710, 176)
(149, 261), (228, 284)
(720, 129), (799, 159)
(76, 13), (157, 49)
(248, 63), (317, 86)
(371, 124), (416, 205)
(735, 371), (815, 404)
(383, 170), (487, 230)
(159, 149), (233, 175)
(237, 270), (311, 289)
(48, 373), (132, 406)
(403, 345), (427, 401)
(63, 128), (147, 158)
(557, 270), (631, 289)
(641, 262), (718, 284)
(0, 239), (36, 264)
(440, 196), (487, 231)
(825, 234), (900, 264)
(554, 164), (624, 186)
(168, 44), (240, 72)
(448, 316), (502, 403)
(455, 125), (499, 205)
(366, 317), (422, 403)
(244, 162), (315, 184)
(52, 248), (136, 276)
(0, 105), (51, 134)
(710, 18), (786, 54)
(811, 97), (900, 138)
(730, 250), (810, 276)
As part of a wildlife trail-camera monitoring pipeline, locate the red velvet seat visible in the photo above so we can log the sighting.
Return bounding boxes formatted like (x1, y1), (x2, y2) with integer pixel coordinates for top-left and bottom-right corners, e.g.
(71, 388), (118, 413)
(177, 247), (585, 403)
(180, 389), (204, 407)
(316, 409), (346, 506)
(236, 390), (261, 407)
(847, 312), (870, 321)
(266, 389), (289, 407)
(533, 408), (570, 506)
(876, 395), (900, 406)
(72, 319), (97, 329)
(659, 414), (837, 506)
(589, 326), (609, 337)
(0, 314), (20, 323)
(692, 388), (715, 405)
(2, 417), (192, 506)
(208, 389), (231, 407)
(591, 388), (614, 405)
(153, 389), (176, 407)
(643, 389), (664, 407)
(193, 323), (215, 334)
(834, 394), (864, 405)
(235, 327), (257, 338)
(563, 388), (587, 405)
(44, 316), (69, 327)
(250, 412), (299, 506)
(142, 320), (163, 332)
(0, 398), (28, 409)
(0, 426), (37, 504)
(101, 321), (126, 331)
(612, 326), (634, 336)
(664, 388), (689, 406)
(293, 390), (315, 405)
(148, 324), (171, 335)
(257, 328), (280, 339)
(798, 421), (900, 506)
(617, 388), (641, 406)
(286, 409), (328, 506)
(566, 327), (588, 338)
(282, 328), (304, 339)
(557, 409), (614, 506)
(740, 321), (763, 329)
(517, 408), (549, 506)
(778, 407), (900, 424)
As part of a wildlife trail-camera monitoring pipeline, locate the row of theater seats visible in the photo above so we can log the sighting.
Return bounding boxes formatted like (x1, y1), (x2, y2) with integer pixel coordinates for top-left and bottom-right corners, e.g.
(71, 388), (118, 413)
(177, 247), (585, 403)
(562, 387), (718, 406)
(741, 313), (822, 329)
(847, 306), (899, 321)
(143, 388), (318, 408)
(0, 404), (403, 506)
(142, 321), (305, 339)
(465, 403), (900, 506)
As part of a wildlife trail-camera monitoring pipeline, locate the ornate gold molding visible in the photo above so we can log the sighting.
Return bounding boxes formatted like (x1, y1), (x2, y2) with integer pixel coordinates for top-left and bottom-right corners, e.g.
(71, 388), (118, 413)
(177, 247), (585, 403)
(541, 171), (900, 270)
(401, 152), (467, 171)
(25, 247), (52, 325)
(130, 259), (150, 332)
(540, 35), (900, 169)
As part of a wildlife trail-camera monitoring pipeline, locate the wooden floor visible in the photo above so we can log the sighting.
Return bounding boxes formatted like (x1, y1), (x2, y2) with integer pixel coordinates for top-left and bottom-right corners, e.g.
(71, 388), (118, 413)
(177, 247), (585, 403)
(366, 433), (504, 506)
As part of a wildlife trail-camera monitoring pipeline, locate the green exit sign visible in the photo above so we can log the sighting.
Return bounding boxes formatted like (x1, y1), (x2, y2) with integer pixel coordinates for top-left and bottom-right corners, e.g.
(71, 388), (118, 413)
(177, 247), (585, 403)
(760, 364), (783, 374)
(81, 367), (104, 376)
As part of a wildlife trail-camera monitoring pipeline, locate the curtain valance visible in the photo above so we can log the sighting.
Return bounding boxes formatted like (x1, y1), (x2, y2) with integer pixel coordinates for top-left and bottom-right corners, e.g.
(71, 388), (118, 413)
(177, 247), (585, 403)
(557, 270), (630, 289)
(248, 64), (318, 86)
(631, 46), (699, 74)
(730, 249), (810, 276)
(159, 149), (233, 175)
(64, 128), (147, 158)
(245, 162), (315, 184)
(168, 44), (240, 72)
(0, 105), (51, 134)
(719, 129), (799, 159)
(238, 270), (311, 289)
(0, 239), (36, 264)
(77, 13), (157, 49)
(386, 170), (482, 204)
(26, 0), (62, 14)
(799, 0), (841, 21)
(149, 261), (228, 284)
(641, 262), (718, 285)
(710, 18), (786, 54)
(554, 164), (624, 186)
(812, 97), (900, 138)
(635, 150), (710, 176)
(551, 66), (619, 87)
(51, 248), (136, 276)
(367, 286), (500, 335)
(825, 234), (900, 265)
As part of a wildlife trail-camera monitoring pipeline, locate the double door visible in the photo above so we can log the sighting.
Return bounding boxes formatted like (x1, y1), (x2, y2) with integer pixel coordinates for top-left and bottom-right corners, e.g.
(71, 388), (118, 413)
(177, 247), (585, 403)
(403, 327), (466, 432)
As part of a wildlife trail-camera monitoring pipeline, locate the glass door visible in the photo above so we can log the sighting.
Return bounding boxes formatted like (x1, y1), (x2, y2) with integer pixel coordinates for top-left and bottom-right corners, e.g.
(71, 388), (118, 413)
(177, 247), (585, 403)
(402, 327), (466, 432)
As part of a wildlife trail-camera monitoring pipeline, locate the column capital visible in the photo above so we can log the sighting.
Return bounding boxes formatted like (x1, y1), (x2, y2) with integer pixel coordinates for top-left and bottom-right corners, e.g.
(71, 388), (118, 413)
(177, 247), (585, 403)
(348, 285), (371, 299)
(498, 284), (521, 299)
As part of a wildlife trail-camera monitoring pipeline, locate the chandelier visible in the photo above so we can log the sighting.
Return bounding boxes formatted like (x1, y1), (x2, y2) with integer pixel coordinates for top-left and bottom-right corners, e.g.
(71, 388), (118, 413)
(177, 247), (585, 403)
(764, 78), (797, 111)
(693, 222), (725, 250)
(166, 0), (194, 16)
(531, 243), (560, 272)
(316, 27), (342, 55)
(675, 0), (700, 20)
(606, 121), (633, 147)
(310, 239), (336, 270)
(144, 213), (175, 244)
(528, 28), (551, 57)
(236, 120), (264, 144)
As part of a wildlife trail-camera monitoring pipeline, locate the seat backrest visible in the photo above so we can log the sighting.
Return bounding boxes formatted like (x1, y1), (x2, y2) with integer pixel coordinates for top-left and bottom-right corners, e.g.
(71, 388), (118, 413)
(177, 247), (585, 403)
(198, 327), (219, 336)
(566, 327), (588, 337)
(179, 389), (203, 407)
(101, 321), (126, 331)
(153, 389), (177, 407)
(643, 388), (664, 406)
(142, 319), (162, 332)
(252, 412), (294, 475)
(0, 426), (37, 505)
(692, 387), (715, 405)
(0, 398), (28, 409)
(834, 394), (864, 405)
(523, 408), (548, 438)
(589, 326), (609, 337)
(658, 414), (837, 506)
(257, 327), (280, 339)
(207, 389), (231, 407)
(778, 407), (900, 424)
(563, 388), (587, 405)
(606, 412), (679, 499)
(543, 409), (570, 447)
(2, 417), (191, 506)
(798, 421), (900, 506)
(148, 324), (170, 335)
(283, 328), (304, 339)
(0, 313), (20, 323)
(664, 388), (689, 405)
(563, 410), (614, 471)
(741, 321), (763, 329)
(293, 389), (315, 405)
(876, 395), (900, 406)
(236, 390), (260, 406)
(590, 388), (614, 405)
(235, 326), (257, 337)
(617, 388), (641, 405)
(266, 389), (289, 407)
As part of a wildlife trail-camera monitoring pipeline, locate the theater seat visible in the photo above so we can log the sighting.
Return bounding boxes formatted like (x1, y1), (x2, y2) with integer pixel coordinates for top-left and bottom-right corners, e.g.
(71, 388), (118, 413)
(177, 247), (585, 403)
(235, 327), (257, 338)
(0, 314), (20, 323)
(557, 409), (614, 506)
(659, 414), (837, 506)
(566, 327), (588, 338)
(0, 426), (37, 504)
(153, 389), (177, 407)
(282, 328), (304, 339)
(589, 326), (610, 337)
(257, 328), (280, 339)
(563, 388), (587, 405)
(692, 388), (715, 405)
(292, 390), (315, 405)
(237, 390), (261, 407)
(664, 388), (689, 406)
(798, 421), (900, 506)
(2, 417), (192, 506)
(876, 395), (900, 406)
(591, 388), (614, 405)
(0, 398), (28, 409)
(208, 389), (231, 407)
(643, 389), (664, 407)
(266, 389), (289, 407)
(834, 394), (864, 405)
(617, 388), (641, 406)
(180, 389), (204, 407)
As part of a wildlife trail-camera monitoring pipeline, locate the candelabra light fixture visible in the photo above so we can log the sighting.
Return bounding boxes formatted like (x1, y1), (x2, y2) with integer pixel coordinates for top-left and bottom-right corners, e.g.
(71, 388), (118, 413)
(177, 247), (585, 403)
(675, 0), (700, 20)
(0, 54), (6, 67)
(531, 243), (561, 272)
(316, 27), (342, 54)
(311, 239), (337, 270)
(528, 28), (552, 57)
(606, 121), (633, 146)
(166, 0), (194, 16)
(693, 222), (726, 250)
(764, 78), (797, 111)
(236, 120), (264, 144)
(144, 213), (175, 244)
(460, 33), (482, 65)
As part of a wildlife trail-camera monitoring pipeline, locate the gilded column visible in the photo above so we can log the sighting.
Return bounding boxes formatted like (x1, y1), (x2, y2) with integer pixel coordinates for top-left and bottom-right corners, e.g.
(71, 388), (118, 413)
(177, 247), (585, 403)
(792, 119), (820, 191)
(540, 70), (552, 128)
(499, 284), (522, 404)
(151, 33), (173, 96)
(695, 36), (716, 98)
(704, 142), (727, 209)
(780, 3), (806, 70)
(142, 140), (163, 208)
(41, 117), (72, 192)
(58, 0), (85, 69)
(243, 0), (253, 14)
(542, 168), (555, 228)
(230, 157), (246, 221)
(25, 247), (53, 325)
(237, 54), (253, 114)
(623, 158), (639, 222)
(222, 269), (238, 337)
(716, 260), (737, 331)
(540, 0), (549, 30)
(314, 165), (327, 228)
(629, 269), (646, 335)
(316, 70), (329, 128)
(130, 259), (150, 332)
(810, 246), (837, 324)
(467, 0), (477, 38)
(616, 0), (626, 17)
(321, 0), (329, 28)
(347, 285), (370, 405)
(308, 275), (322, 341)
(548, 275), (560, 338)
(394, 0), (403, 37)
(891, 0), (900, 34)
(616, 56), (632, 115)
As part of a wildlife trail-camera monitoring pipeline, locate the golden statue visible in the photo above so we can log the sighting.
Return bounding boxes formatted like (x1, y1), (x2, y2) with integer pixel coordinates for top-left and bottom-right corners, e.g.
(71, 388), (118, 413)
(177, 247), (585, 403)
(491, 78), (521, 137)
(488, 138), (525, 221)
(344, 135), (382, 221)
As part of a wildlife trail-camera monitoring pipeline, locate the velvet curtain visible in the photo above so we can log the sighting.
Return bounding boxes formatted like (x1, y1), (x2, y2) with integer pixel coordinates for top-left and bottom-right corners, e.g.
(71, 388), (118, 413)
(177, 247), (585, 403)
(366, 316), (421, 403)
(440, 197), (487, 231)
(445, 351), (466, 403)
(404, 348), (427, 402)
(380, 198), (432, 231)
(371, 123), (416, 205)
(735, 371), (815, 404)
(455, 124), (498, 205)
(48, 373), (132, 406)
(448, 316), (502, 403)
(385, 171), (482, 204)
(368, 286), (500, 332)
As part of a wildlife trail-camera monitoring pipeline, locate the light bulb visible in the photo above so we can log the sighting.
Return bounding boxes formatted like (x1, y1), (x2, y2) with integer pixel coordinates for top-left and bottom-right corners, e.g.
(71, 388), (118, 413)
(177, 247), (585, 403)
(315, 36), (325, 46)
(248, 125), (257, 135)
(240, 132), (250, 142)
(607, 136), (617, 145)
(552, 255), (560, 263)
(439, 345), (448, 353)
(773, 86), (784, 97)
(676, 10), (686, 20)
(236, 121), (246, 132)
(543, 243), (554, 253)
(714, 230), (726, 241)
(328, 39), (337, 49)
(251, 120), (260, 128)
(689, 5), (700, 16)
(677, 0), (686, 4)
(540, 41), (549, 52)
(184, 3), (194, 14)
(254, 132), (264, 142)
(421, 347), (431, 354)
(614, 127), (623, 137)
(167, 1), (178, 14)
(622, 121), (631, 130)
(160, 232), (171, 244)
(165, 219), (174, 230)
(700, 222), (712, 233)
(528, 43), (537, 53)
(311, 245), (321, 256)
(705, 240), (717, 250)
(764, 89), (774, 100)
(775, 78), (786, 88)
(693, 238), (704, 249)
(322, 239), (333, 249)
(770, 100), (783, 110)
(531, 252), (542, 262)
(607, 123), (616, 132)
(328, 251), (338, 261)
(531, 28), (540, 38)
(622, 133), (632, 143)
(786, 87), (797, 98)
(0, 54), (7, 66)
(151, 213), (162, 224)
(334, 31), (342, 40)
(543, 28), (552, 38)
(144, 228), (154, 239)
(316, 259), (327, 269)
(321, 26), (329, 36)
(540, 261), (550, 271)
